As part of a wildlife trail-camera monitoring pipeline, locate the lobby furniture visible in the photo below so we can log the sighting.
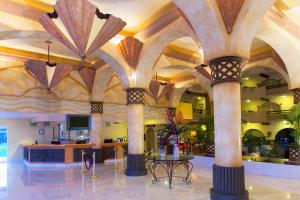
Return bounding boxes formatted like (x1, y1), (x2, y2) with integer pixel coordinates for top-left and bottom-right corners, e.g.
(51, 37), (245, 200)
(148, 154), (194, 189)
(24, 144), (103, 164)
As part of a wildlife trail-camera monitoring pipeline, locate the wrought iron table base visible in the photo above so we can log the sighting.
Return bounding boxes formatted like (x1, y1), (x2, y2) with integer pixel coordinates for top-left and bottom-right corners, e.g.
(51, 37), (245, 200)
(148, 160), (193, 189)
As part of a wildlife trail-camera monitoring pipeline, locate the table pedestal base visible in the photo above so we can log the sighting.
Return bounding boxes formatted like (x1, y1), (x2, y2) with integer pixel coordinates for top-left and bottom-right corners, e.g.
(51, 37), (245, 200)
(148, 159), (193, 189)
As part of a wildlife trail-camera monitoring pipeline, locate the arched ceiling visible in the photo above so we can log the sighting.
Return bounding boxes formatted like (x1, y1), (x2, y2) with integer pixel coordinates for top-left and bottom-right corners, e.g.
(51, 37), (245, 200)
(0, 0), (299, 100)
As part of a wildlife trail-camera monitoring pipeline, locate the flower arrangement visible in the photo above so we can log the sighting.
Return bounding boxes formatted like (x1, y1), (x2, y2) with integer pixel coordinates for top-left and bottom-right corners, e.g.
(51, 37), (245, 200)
(158, 109), (188, 147)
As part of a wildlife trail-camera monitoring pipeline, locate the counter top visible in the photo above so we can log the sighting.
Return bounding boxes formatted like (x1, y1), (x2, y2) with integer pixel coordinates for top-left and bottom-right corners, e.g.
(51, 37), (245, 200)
(100, 141), (128, 148)
(24, 144), (95, 149)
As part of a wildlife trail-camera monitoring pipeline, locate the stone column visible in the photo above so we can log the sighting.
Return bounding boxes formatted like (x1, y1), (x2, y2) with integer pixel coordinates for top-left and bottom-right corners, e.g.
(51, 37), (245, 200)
(90, 102), (103, 146)
(292, 88), (300, 104)
(125, 88), (147, 176)
(209, 56), (248, 200)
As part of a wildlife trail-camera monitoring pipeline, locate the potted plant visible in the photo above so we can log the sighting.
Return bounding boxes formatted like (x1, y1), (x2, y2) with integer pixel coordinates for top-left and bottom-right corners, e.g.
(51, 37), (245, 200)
(158, 109), (188, 158)
(198, 114), (215, 156)
(284, 103), (300, 161)
(242, 132), (265, 154)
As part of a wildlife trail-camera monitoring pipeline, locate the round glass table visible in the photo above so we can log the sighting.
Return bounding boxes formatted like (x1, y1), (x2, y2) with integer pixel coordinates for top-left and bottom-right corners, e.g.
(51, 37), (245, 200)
(147, 154), (194, 189)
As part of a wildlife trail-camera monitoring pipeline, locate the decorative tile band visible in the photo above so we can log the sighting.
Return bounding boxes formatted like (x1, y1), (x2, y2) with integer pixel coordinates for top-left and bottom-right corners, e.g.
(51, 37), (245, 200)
(126, 88), (145, 105)
(209, 56), (243, 86)
(90, 101), (103, 113)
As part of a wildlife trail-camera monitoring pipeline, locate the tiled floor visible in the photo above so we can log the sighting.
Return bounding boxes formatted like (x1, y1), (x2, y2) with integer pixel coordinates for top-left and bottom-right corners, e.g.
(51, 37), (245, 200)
(0, 161), (299, 200)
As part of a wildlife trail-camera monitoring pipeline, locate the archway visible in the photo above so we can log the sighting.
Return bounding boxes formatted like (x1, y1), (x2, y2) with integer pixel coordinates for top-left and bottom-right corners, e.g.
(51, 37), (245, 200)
(145, 128), (155, 152)
(275, 128), (295, 158)
(242, 129), (266, 153)
(275, 128), (295, 146)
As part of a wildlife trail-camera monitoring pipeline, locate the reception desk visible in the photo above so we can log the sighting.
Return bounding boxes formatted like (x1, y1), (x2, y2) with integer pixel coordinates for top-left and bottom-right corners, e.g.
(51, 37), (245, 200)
(24, 144), (97, 164)
(24, 142), (128, 165)
(100, 142), (128, 160)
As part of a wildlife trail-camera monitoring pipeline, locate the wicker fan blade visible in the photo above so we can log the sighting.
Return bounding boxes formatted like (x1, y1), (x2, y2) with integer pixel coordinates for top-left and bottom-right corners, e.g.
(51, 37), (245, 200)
(195, 65), (211, 80)
(158, 84), (174, 101)
(119, 37), (143, 70)
(79, 67), (96, 92)
(149, 80), (160, 100)
(50, 64), (73, 88)
(25, 60), (48, 89)
(55, 0), (96, 56)
(86, 15), (126, 56)
(39, 15), (80, 57)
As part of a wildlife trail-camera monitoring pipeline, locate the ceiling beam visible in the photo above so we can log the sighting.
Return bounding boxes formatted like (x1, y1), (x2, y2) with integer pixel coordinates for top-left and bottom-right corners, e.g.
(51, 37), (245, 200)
(250, 48), (287, 72)
(267, 7), (300, 41)
(274, 0), (290, 11)
(12, 0), (53, 13)
(0, 0), (44, 21)
(0, 46), (85, 66)
(135, 3), (182, 40)
(164, 45), (202, 64)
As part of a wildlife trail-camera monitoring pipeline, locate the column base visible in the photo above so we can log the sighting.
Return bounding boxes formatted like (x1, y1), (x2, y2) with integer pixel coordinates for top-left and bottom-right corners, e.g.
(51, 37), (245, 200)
(125, 154), (147, 176)
(210, 164), (249, 200)
(210, 189), (249, 200)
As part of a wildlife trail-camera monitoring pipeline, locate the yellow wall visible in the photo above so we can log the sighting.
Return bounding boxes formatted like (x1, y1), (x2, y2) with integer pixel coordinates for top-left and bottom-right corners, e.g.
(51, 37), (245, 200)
(177, 103), (193, 120)
(193, 97), (206, 110)
(270, 95), (294, 110)
(241, 78), (262, 88)
(102, 122), (128, 141)
(241, 99), (264, 112)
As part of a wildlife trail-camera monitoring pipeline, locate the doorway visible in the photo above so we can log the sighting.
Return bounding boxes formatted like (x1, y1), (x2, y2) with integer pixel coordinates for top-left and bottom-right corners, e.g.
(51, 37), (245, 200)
(145, 128), (155, 152)
(0, 128), (7, 162)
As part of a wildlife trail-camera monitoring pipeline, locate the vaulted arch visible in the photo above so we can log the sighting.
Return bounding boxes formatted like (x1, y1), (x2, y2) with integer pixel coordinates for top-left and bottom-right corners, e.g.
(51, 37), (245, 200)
(135, 17), (198, 88)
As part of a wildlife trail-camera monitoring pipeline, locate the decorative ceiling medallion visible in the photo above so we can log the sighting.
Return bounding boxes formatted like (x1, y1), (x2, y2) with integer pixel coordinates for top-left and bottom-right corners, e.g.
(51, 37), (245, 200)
(25, 60), (73, 90)
(148, 80), (174, 102)
(119, 37), (143, 70)
(216, 0), (244, 33)
(39, 0), (126, 59)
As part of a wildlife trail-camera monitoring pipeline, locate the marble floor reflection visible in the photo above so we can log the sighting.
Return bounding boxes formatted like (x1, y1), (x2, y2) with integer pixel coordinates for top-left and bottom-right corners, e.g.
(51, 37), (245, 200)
(0, 161), (299, 200)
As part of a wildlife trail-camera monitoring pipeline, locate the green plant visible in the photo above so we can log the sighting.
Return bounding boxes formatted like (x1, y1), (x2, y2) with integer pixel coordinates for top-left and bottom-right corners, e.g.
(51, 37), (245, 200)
(198, 114), (214, 145)
(242, 132), (265, 153)
(284, 103), (300, 148)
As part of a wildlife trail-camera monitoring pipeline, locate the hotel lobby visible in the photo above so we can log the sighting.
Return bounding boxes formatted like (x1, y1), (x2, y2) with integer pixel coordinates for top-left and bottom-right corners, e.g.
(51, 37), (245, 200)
(0, 0), (300, 200)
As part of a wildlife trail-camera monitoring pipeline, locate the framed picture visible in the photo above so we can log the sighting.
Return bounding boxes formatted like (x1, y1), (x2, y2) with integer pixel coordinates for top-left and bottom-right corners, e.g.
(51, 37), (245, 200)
(39, 129), (45, 135)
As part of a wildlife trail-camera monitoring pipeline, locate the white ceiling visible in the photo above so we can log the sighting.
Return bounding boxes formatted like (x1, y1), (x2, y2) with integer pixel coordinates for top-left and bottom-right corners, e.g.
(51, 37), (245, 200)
(38, 0), (172, 33)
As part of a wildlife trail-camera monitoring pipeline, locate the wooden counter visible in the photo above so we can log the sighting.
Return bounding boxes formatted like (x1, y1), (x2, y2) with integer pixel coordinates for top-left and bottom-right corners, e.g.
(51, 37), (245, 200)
(100, 142), (128, 159)
(24, 144), (95, 164)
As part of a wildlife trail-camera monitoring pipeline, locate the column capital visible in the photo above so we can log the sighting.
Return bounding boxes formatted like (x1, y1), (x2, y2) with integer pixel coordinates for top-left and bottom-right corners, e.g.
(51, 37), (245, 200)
(209, 56), (243, 86)
(292, 88), (300, 104)
(90, 101), (103, 114)
(126, 88), (145, 105)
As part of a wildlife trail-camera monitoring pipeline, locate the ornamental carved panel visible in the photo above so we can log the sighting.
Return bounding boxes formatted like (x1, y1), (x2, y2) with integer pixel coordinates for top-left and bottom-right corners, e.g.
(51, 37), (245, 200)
(90, 102), (103, 113)
(126, 88), (145, 105)
(209, 56), (243, 86)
